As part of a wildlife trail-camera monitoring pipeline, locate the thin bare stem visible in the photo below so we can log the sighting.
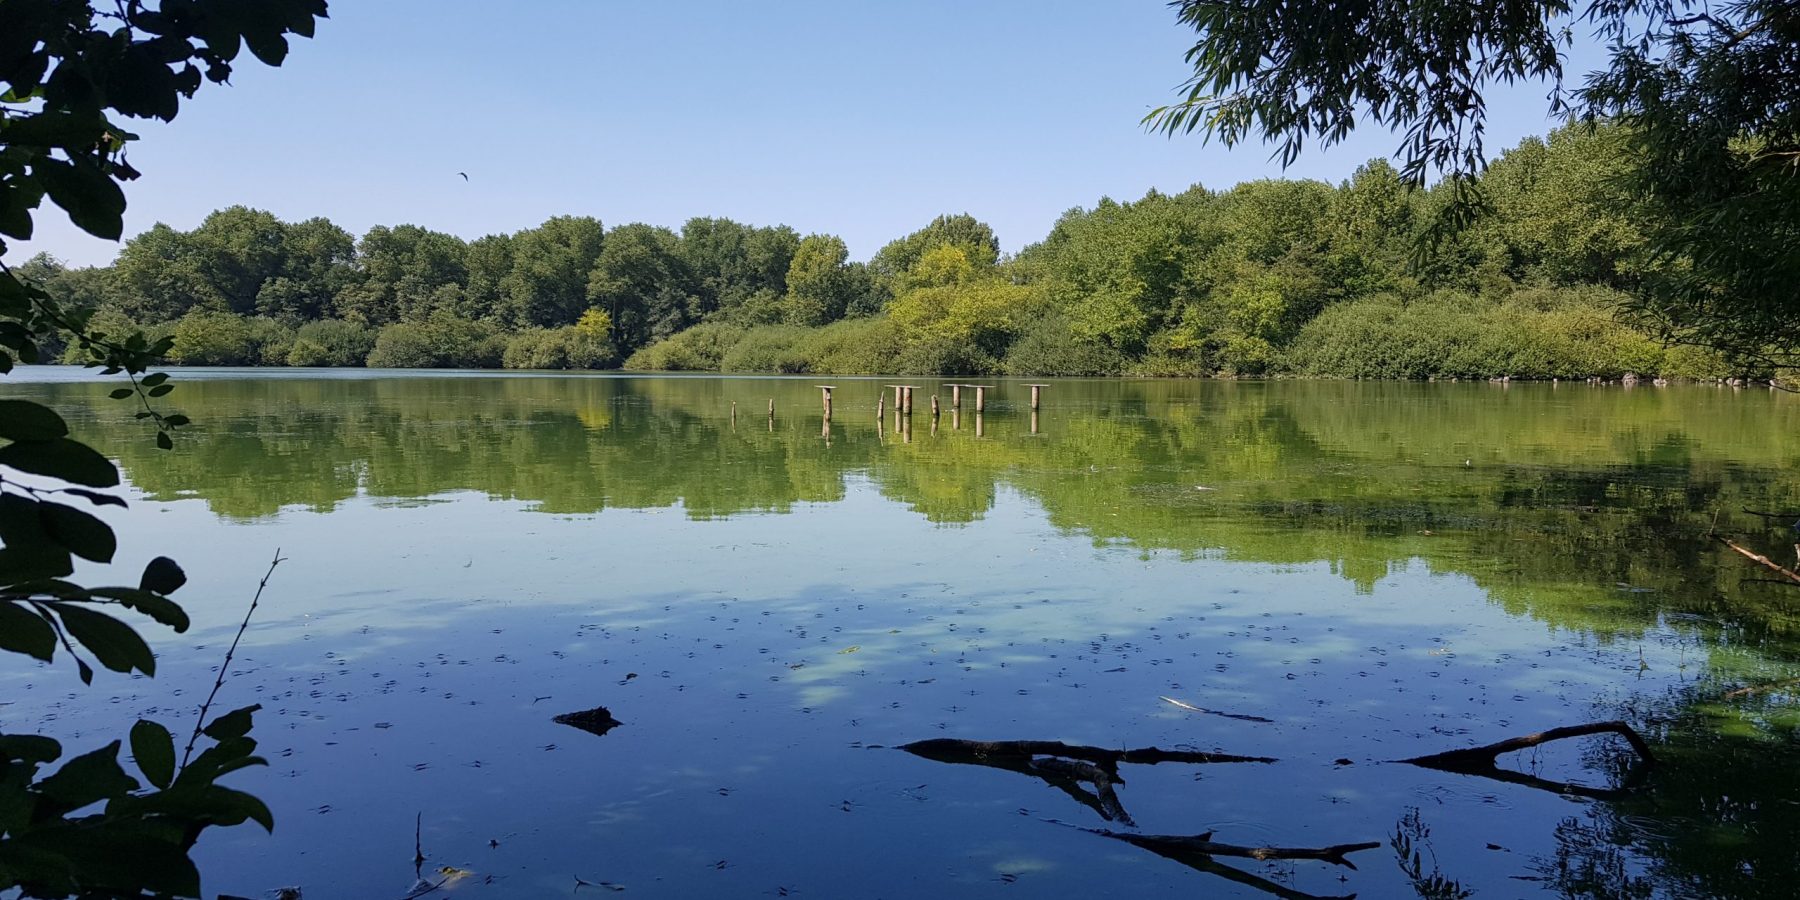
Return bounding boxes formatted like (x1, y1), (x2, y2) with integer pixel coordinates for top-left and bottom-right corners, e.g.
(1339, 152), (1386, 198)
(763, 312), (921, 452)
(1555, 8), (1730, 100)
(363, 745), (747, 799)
(181, 549), (284, 768)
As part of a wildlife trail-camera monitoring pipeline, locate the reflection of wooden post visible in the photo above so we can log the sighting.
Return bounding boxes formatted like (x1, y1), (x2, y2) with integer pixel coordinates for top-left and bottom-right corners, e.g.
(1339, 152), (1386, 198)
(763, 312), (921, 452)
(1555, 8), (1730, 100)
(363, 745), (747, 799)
(818, 385), (834, 420)
(951, 384), (963, 409)
(1030, 409), (1039, 435)
(901, 411), (912, 444)
(822, 419), (831, 444)
(952, 408), (961, 430)
(975, 412), (985, 437)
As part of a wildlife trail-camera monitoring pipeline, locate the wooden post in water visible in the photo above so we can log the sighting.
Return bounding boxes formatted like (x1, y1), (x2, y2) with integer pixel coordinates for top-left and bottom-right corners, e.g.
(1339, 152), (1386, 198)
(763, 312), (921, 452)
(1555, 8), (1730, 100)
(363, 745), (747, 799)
(951, 383), (963, 410)
(930, 394), (940, 418)
(731, 401), (737, 427)
(768, 398), (775, 418)
(877, 394), (885, 418)
(1026, 383), (1047, 411)
(973, 385), (988, 413)
(817, 385), (834, 420)
(901, 386), (918, 415)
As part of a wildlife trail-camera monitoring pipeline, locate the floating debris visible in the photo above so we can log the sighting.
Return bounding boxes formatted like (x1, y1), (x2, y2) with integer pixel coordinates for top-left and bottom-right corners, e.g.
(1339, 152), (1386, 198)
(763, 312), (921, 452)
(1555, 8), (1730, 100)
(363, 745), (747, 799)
(553, 706), (623, 738)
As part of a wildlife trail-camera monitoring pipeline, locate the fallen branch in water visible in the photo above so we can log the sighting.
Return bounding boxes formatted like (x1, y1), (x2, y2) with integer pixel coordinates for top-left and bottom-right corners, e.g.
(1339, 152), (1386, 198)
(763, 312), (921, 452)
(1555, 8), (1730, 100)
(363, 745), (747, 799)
(1714, 535), (1800, 585)
(1721, 676), (1800, 700)
(1030, 757), (1133, 826)
(1161, 696), (1275, 723)
(1399, 721), (1655, 800)
(1093, 829), (1381, 869)
(899, 738), (1276, 771)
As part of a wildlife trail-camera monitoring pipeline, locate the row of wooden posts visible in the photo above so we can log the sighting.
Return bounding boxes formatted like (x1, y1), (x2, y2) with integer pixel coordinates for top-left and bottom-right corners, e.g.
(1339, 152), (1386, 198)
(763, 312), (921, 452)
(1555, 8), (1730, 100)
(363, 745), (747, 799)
(815, 382), (1047, 420)
(729, 384), (1047, 439)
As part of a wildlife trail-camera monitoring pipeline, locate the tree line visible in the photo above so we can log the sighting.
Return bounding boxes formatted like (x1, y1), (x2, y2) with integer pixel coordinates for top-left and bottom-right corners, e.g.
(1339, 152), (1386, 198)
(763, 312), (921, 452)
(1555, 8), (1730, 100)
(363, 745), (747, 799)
(23, 124), (1754, 380)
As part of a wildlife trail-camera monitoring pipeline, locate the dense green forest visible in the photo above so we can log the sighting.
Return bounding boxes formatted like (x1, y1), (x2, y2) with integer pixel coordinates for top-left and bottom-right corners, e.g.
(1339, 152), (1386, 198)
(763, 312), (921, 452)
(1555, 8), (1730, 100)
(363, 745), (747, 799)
(26, 126), (1750, 380)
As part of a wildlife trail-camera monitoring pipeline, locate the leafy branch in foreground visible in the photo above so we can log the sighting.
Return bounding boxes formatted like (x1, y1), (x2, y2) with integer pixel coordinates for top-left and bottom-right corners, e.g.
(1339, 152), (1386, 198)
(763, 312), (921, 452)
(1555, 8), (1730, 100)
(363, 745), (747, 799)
(1, 1), (327, 896)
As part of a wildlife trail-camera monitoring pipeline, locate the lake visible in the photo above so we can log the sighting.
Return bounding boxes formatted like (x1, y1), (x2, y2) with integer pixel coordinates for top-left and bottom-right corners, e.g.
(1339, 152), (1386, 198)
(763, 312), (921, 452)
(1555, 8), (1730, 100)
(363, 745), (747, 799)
(4, 369), (1798, 899)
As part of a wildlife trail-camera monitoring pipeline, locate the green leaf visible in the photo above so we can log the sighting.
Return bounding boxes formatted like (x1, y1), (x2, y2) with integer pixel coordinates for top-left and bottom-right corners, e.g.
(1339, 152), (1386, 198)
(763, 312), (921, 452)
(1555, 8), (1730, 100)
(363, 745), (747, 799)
(36, 741), (137, 815)
(130, 720), (176, 789)
(139, 557), (186, 594)
(0, 437), (121, 487)
(108, 387), (134, 400)
(52, 604), (155, 677)
(0, 600), (56, 661)
(146, 383), (174, 397)
(140, 372), (169, 387)
(38, 500), (117, 563)
(35, 157), (127, 241)
(163, 414), (190, 428)
(155, 430), (172, 450)
(201, 705), (260, 742)
(0, 734), (62, 766)
(0, 399), (67, 441)
(87, 587), (189, 632)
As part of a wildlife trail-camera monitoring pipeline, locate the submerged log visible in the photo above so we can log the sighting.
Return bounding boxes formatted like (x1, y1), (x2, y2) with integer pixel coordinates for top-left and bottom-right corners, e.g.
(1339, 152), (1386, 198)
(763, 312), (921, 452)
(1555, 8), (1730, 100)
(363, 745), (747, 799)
(553, 706), (622, 738)
(1399, 720), (1654, 800)
(1076, 825), (1373, 899)
(1715, 534), (1800, 584)
(900, 738), (1276, 770)
(1091, 828), (1381, 869)
(1030, 757), (1133, 826)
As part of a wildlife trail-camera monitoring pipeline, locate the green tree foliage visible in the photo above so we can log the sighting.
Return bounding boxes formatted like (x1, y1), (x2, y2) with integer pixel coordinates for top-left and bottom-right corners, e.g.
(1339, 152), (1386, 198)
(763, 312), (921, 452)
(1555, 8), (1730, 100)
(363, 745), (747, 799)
(1149, 0), (1800, 365)
(500, 215), (604, 328)
(782, 233), (858, 326)
(869, 213), (1001, 297)
(586, 223), (695, 356)
(679, 217), (799, 321)
(332, 224), (469, 326)
(0, 1), (328, 896)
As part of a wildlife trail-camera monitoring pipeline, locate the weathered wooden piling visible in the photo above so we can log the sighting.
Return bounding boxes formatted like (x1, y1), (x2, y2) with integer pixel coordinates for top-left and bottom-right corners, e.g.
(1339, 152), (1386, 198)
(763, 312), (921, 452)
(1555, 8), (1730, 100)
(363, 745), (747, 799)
(818, 385), (835, 420)
(901, 385), (919, 415)
(973, 385), (990, 413)
(951, 383), (963, 410)
(930, 394), (940, 418)
(877, 394), (886, 418)
(1026, 383), (1048, 411)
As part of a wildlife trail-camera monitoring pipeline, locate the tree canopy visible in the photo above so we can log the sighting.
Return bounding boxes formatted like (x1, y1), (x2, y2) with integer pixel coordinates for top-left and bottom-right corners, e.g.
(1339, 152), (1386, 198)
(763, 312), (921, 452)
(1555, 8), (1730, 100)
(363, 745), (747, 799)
(1147, 0), (1800, 365)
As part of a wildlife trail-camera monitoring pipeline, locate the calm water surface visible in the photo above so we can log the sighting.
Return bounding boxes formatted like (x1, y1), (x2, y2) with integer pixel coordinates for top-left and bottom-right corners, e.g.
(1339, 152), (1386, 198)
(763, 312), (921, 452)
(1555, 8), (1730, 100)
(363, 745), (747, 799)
(4, 369), (1799, 899)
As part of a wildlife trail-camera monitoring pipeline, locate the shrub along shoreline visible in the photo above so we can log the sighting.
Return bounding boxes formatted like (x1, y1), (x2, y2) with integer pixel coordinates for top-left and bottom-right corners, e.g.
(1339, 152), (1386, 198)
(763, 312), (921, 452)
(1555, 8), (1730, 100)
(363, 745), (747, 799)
(27, 126), (1768, 383)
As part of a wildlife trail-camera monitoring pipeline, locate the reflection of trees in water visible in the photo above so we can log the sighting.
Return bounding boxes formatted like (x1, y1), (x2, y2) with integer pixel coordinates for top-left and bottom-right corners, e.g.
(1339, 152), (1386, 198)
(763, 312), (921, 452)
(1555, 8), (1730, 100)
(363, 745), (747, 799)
(47, 376), (1800, 631)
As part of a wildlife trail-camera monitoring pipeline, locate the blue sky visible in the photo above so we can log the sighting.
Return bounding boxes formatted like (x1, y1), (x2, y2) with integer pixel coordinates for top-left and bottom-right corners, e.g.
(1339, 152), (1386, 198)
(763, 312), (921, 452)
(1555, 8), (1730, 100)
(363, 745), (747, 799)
(26, 1), (1583, 267)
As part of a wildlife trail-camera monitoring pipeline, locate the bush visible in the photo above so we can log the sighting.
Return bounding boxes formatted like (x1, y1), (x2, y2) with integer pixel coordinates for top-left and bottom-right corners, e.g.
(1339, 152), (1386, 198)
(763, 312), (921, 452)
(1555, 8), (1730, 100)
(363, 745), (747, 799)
(623, 322), (745, 371)
(1286, 287), (1675, 380)
(169, 310), (258, 365)
(793, 317), (902, 374)
(367, 315), (504, 368)
(892, 336), (998, 377)
(502, 325), (615, 370)
(249, 317), (296, 366)
(719, 325), (811, 373)
(287, 319), (377, 366)
(1004, 314), (1124, 376)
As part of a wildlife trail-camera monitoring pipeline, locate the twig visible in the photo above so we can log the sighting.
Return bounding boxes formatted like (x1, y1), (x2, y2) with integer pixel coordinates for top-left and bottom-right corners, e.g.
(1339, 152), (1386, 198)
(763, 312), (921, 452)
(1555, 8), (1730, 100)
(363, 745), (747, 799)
(1399, 720), (1656, 799)
(181, 549), (284, 768)
(414, 811), (426, 878)
(899, 738), (1276, 769)
(1714, 535), (1800, 585)
(1721, 676), (1800, 700)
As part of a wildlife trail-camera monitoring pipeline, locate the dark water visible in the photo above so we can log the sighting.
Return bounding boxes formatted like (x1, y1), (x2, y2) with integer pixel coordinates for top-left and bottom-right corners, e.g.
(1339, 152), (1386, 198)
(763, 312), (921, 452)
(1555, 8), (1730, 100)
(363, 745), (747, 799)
(4, 369), (1799, 899)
